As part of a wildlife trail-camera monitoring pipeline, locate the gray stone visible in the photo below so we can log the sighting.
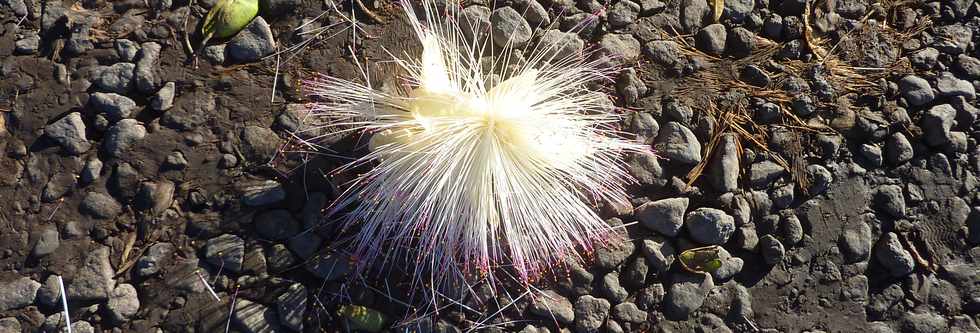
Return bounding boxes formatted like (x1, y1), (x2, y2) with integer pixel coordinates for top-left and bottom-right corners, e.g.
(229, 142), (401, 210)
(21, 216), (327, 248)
(90, 92), (138, 121)
(655, 122), (701, 165)
(607, 0), (639, 28)
(68, 245), (114, 301)
(304, 255), (350, 280)
(723, 0), (753, 22)
(573, 295), (610, 333)
(240, 125), (282, 162)
(679, 0), (709, 32)
(640, 237), (675, 274)
(899, 75), (934, 106)
(0, 317), (20, 333)
(93, 62), (136, 94)
(636, 197), (688, 237)
(137, 242), (175, 277)
(44, 112), (91, 155)
(664, 272), (713, 319)
(612, 302), (645, 324)
(596, 33), (641, 67)
(901, 311), (948, 333)
(42, 172), (76, 203)
(695, 23), (726, 55)
(685, 208), (735, 245)
(204, 234), (245, 273)
(36, 275), (62, 308)
(910, 47), (939, 69)
(779, 210), (803, 246)
(32, 226), (60, 257)
(875, 232), (914, 277)
(859, 144), (883, 167)
(600, 272), (628, 303)
(3, 0), (27, 16)
(636, 284), (665, 310)
(227, 17), (277, 63)
(233, 299), (283, 333)
(106, 283), (139, 323)
(241, 180), (286, 206)
(734, 225), (758, 251)
(763, 14), (783, 39)
(266, 244), (297, 273)
(80, 158), (103, 184)
(643, 40), (685, 75)
(617, 68), (647, 105)
(136, 180), (175, 215)
(80, 191), (122, 219)
(625, 151), (664, 187)
(593, 236), (634, 270)
(727, 26), (755, 58)
(15, 32), (40, 54)
(920, 104), (956, 146)
(936, 72), (975, 100)
(529, 290), (574, 324)
(254, 209), (300, 241)
(134, 42), (161, 93)
(630, 112), (659, 144)
(807, 164), (832, 194)
(749, 160), (785, 189)
(885, 132), (913, 165)
(875, 185), (905, 218)
(934, 24), (971, 54)
(759, 235), (784, 265)
(770, 183), (794, 209)
(536, 29), (584, 63)
(970, 207), (980, 245)
(0, 277), (41, 311)
(712, 247), (743, 280)
(276, 283), (307, 332)
(152, 82), (176, 111)
(103, 119), (147, 157)
(955, 54), (980, 79)
(839, 220), (873, 262)
(459, 5), (491, 43)
(710, 133), (739, 192)
(489, 7), (532, 48)
(114, 39), (140, 62)
(203, 44), (226, 64)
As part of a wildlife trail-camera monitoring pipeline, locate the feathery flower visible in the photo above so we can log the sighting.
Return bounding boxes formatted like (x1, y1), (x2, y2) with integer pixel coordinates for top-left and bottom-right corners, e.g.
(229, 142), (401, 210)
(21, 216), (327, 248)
(302, 0), (645, 294)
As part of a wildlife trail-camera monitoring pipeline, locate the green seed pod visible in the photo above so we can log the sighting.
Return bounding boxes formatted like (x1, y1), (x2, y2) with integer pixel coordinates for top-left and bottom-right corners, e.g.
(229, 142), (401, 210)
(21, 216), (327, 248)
(337, 305), (387, 332)
(200, 0), (259, 42)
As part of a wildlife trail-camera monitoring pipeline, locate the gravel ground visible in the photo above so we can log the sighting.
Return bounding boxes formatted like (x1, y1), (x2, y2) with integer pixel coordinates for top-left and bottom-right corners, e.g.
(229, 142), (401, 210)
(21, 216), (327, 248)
(1, 0), (980, 332)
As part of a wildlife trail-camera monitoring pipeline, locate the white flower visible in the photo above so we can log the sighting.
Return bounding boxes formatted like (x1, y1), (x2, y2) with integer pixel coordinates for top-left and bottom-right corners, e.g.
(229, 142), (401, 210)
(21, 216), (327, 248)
(302, 0), (645, 294)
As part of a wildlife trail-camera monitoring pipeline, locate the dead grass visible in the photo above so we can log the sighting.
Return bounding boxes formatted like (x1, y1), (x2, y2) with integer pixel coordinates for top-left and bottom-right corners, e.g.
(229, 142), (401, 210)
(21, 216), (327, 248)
(654, 0), (923, 194)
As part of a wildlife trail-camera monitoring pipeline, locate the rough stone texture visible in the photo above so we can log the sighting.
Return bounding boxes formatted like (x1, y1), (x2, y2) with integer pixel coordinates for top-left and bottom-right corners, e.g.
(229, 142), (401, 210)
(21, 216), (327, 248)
(204, 234), (245, 273)
(875, 232), (915, 277)
(655, 122), (702, 165)
(103, 119), (147, 158)
(68, 245), (115, 301)
(664, 273), (713, 320)
(922, 104), (957, 147)
(80, 191), (122, 219)
(44, 112), (91, 155)
(0, 277), (41, 311)
(93, 62), (135, 94)
(636, 197), (688, 237)
(899, 75), (934, 106)
(276, 283), (307, 332)
(489, 7), (532, 48)
(685, 208), (736, 245)
(233, 299), (283, 333)
(573, 295), (610, 333)
(227, 17), (277, 62)
(529, 290), (575, 324)
(106, 283), (140, 323)
(710, 133), (739, 192)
